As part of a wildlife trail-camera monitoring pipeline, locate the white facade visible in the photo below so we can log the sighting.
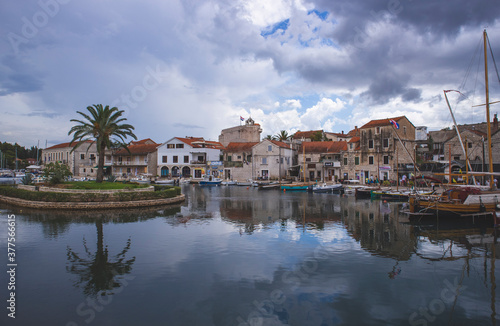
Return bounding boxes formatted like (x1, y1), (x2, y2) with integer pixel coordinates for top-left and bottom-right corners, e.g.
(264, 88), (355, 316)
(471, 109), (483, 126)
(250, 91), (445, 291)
(157, 137), (223, 179)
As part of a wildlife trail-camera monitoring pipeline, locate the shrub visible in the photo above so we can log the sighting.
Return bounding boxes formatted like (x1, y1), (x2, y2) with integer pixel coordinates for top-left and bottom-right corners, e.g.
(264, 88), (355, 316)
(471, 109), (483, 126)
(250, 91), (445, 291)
(43, 162), (72, 185)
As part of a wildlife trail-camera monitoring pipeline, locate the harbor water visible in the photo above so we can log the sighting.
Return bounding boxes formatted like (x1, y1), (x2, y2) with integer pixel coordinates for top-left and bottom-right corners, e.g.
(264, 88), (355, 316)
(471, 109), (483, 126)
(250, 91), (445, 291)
(0, 185), (498, 325)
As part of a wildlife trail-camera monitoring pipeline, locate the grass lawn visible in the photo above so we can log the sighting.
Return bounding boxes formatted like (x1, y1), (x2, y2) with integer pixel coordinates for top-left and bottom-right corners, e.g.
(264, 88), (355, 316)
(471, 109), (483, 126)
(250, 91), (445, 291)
(60, 181), (151, 190)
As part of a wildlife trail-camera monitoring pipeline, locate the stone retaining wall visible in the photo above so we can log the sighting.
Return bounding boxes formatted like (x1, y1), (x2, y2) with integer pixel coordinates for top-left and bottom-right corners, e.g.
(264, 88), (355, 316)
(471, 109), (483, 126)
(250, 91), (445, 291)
(17, 185), (155, 193)
(0, 194), (185, 210)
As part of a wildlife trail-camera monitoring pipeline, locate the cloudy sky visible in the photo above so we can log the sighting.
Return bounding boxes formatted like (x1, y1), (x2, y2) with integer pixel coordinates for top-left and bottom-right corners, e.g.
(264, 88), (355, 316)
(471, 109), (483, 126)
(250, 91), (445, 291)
(1, 0), (500, 147)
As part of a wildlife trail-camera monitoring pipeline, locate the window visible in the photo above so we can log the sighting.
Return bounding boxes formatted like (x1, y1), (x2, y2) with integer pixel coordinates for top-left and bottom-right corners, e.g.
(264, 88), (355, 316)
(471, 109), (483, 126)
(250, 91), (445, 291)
(80, 154), (85, 159)
(344, 157), (348, 165)
(350, 143), (353, 150)
(198, 156), (204, 162)
(184, 156), (189, 163)
(355, 157), (359, 165)
(368, 139), (374, 149)
(268, 145), (272, 151)
(262, 157), (267, 164)
(369, 156), (374, 165)
(306, 158), (311, 162)
(403, 126), (407, 135)
(383, 155), (389, 165)
(175, 143), (184, 149)
(162, 156), (167, 163)
(453, 155), (460, 160)
(237, 155), (241, 159)
(173, 156), (178, 163)
(468, 143), (472, 148)
(227, 155), (232, 162)
(383, 138), (389, 148)
(376, 127), (380, 134)
(167, 144), (175, 148)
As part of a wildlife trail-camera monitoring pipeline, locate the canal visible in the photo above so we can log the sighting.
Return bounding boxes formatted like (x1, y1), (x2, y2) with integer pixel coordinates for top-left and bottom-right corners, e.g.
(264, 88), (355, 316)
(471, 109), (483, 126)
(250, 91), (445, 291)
(0, 185), (498, 325)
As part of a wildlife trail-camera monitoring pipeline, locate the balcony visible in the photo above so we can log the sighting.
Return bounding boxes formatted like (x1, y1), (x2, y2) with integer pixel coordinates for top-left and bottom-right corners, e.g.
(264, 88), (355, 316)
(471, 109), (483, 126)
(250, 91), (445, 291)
(190, 160), (206, 165)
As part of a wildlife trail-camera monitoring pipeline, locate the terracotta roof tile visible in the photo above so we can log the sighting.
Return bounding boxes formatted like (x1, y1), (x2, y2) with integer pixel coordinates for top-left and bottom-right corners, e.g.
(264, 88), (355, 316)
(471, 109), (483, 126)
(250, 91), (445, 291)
(114, 143), (159, 155)
(300, 141), (347, 153)
(225, 142), (259, 152)
(360, 116), (405, 129)
(176, 137), (224, 150)
(45, 140), (93, 150)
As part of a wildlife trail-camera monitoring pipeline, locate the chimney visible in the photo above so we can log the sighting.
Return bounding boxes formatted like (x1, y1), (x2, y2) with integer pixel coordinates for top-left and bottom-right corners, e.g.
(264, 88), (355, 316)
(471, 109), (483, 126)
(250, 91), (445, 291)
(494, 113), (498, 131)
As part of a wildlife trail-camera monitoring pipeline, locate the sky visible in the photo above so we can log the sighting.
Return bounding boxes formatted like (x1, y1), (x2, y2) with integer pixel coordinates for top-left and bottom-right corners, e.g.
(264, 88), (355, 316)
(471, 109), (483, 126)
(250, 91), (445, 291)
(1, 0), (500, 148)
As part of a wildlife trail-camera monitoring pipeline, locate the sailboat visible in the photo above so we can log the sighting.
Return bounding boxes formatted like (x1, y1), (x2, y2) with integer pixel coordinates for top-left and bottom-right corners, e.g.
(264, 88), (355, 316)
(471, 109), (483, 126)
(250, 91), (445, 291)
(409, 30), (500, 218)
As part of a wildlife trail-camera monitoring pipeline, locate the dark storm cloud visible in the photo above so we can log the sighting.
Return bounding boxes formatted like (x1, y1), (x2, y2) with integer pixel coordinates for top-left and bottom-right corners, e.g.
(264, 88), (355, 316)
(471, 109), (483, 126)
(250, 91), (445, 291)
(312, 0), (500, 44)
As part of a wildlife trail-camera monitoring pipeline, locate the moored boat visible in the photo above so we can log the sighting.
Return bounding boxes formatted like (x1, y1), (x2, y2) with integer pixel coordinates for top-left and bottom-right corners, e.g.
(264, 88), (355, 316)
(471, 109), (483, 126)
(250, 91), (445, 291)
(199, 175), (222, 186)
(310, 183), (343, 193)
(409, 187), (500, 217)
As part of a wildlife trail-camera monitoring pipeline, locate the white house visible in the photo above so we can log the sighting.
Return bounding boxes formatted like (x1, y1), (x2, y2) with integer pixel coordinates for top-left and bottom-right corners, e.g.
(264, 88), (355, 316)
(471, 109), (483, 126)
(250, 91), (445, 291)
(156, 137), (224, 179)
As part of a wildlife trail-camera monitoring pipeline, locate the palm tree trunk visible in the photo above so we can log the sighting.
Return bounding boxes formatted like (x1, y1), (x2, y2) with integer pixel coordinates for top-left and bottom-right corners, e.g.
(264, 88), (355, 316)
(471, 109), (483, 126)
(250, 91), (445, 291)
(96, 142), (106, 183)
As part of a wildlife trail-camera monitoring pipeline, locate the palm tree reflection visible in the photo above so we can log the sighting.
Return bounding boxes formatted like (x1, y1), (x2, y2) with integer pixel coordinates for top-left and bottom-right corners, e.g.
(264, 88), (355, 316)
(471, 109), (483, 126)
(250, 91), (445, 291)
(66, 219), (135, 296)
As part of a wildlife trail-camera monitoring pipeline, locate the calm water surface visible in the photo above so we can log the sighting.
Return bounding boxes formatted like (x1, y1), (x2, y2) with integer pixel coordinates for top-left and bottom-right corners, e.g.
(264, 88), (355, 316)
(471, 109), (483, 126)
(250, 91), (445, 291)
(0, 185), (499, 325)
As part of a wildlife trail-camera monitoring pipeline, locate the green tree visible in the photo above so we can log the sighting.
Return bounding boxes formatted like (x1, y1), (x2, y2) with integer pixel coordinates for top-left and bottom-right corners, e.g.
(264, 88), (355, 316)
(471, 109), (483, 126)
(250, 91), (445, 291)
(68, 105), (137, 183)
(310, 131), (326, 142)
(43, 161), (72, 184)
(274, 130), (290, 141)
(265, 135), (276, 140)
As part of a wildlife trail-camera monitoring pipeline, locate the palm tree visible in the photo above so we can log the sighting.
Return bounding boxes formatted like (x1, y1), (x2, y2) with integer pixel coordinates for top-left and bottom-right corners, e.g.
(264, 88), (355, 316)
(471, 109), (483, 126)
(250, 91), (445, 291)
(265, 135), (276, 140)
(68, 105), (137, 183)
(274, 130), (290, 141)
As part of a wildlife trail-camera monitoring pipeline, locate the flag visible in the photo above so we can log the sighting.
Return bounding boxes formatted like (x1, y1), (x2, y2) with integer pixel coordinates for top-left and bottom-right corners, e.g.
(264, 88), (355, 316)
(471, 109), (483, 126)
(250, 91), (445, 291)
(390, 119), (399, 129)
(240, 116), (244, 121)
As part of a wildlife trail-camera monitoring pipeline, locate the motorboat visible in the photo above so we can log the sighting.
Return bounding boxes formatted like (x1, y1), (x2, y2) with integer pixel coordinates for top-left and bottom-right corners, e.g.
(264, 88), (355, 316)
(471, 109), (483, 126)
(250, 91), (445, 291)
(199, 175), (222, 186)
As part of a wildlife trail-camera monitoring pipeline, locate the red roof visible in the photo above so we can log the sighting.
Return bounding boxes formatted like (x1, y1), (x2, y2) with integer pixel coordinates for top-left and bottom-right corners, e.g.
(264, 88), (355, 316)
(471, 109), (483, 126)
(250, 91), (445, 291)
(130, 138), (156, 146)
(360, 116), (405, 129)
(346, 127), (360, 137)
(176, 137), (224, 150)
(45, 140), (93, 150)
(348, 136), (360, 143)
(225, 142), (259, 152)
(300, 141), (347, 153)
(114, 143), (159, 155)
(268, 140), (291, 149)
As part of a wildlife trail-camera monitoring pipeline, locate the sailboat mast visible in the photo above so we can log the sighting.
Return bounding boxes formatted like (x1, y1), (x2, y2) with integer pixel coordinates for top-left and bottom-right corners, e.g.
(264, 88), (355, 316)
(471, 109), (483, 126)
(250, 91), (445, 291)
(444, 90), (476, 184)
(484, 29), (494, 187)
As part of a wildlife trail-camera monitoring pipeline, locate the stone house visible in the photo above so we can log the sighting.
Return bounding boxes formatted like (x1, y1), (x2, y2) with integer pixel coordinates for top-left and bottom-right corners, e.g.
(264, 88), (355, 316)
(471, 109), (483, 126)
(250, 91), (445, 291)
(292, 130), (327, 142)
(42, 141), (102, 177)
(157, 137), (224, 179)
(112, 139), (158, 178)
(298, 141), (347, 182)
(251, 140), (294, 180)
(222, 142), (258, 181)
(341, 116), (415, 183)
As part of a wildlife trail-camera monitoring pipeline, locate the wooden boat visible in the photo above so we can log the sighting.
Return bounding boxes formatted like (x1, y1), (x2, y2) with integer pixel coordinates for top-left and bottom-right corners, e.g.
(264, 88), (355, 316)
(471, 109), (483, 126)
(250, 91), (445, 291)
(371, 189), (434, 201)
(355, 186), (379, 199)
(221, 180), (237, 186)
(409, 187), (500, 217)
(281, 183), (313, 191)
(258, 182), (281, 190)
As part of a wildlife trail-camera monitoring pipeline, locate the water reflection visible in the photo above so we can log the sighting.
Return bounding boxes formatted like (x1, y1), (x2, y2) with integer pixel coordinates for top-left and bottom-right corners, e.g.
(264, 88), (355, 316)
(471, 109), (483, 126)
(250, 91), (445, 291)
(66, 218), (135, 296)
(1, 186), (498, 325)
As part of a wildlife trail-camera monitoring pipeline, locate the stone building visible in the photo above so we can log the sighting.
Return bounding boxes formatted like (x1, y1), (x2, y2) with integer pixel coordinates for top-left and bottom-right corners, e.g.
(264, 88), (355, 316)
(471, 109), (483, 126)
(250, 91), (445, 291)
(218, 117), (262, 147)
(222, 142), (258, 181)
(42, 141), (102, 177)
(341, 116), (416, 183)
(298, 141), (347, 182)
(112, 139), (158, 178)
(252, 139), (294, 180)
